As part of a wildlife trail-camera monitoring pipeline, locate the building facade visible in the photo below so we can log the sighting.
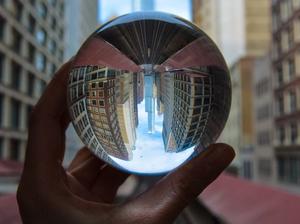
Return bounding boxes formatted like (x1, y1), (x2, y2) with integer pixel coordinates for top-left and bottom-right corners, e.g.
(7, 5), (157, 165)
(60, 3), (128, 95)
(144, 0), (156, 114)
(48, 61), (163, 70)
(192, 0), (271, 66)
(252, 55), (277, 184)
(0, 0), (65, 161)
(220, 57), (256, 175)
(68, 66), (124, 165)
(271, 0), (300, 192)
(162, 71), (213, 152)
(64, 0), (99, 163)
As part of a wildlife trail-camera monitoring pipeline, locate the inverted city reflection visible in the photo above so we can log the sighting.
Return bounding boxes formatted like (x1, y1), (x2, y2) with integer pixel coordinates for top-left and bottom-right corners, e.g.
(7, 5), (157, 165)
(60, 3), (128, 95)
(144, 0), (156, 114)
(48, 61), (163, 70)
(68, 12), (231, 174)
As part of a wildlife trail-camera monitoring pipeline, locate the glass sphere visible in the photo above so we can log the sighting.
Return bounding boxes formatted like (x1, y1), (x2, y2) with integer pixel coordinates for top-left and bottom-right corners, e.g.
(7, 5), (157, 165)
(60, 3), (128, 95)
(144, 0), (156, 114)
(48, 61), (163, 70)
(67, 12), (231, 174)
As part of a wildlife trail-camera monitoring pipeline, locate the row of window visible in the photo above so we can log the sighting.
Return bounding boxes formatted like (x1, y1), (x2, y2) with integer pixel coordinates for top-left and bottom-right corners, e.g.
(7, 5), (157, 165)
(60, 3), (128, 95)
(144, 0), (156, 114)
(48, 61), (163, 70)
(272, 0), (300, 31)
(277, 122), (299, 145)
(0, 136), (22, 160)
(0, 6), (63, 58)
(275, 58), (295, 87)
(0, 18), (60, 73)
(0, 95), (33, 130)
(277, 155), (300, 184)
(276, 90), (298, 116)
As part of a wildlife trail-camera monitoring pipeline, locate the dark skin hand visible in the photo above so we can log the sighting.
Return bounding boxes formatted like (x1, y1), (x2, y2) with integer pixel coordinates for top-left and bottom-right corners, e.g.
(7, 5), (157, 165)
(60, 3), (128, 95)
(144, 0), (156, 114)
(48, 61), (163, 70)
(17, 61), (235, 224)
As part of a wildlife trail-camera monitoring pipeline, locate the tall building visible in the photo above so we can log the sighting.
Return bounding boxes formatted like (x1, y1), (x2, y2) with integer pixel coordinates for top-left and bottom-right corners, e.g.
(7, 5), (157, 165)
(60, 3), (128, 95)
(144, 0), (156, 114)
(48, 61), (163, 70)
(144, 74), (156, 132)
(85, 67), (133, 160)
(192, 0), (271, 66)
(220, 56), (256, 175)
(131, 0), (155, 11)
(68, 66), (128, 164)
(64, 0), (99, 163)
(64, 0), (99, 60)
(192, 0), (201, 27)
(252, 55), (277, 185)
(140, 0), (154, 11)
(162, 71), (213, 152)
(0, 0), (65, 161)
(271, 0), (300, 193)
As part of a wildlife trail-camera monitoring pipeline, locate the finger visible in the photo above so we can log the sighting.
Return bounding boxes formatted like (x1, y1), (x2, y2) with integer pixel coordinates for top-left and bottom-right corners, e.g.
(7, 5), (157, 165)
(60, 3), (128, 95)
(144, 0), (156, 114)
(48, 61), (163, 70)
(126, 143), (235, 223)
(68, 147), (100, 171)
(23, 61), (72, 181)
(68, 147), (106, 189)
(90, 165), (130, 203)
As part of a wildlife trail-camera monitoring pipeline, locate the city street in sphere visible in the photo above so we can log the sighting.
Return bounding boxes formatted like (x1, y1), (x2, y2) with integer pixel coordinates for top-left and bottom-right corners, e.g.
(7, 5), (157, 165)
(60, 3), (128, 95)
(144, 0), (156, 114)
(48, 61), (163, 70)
(67, 11), (231, 174)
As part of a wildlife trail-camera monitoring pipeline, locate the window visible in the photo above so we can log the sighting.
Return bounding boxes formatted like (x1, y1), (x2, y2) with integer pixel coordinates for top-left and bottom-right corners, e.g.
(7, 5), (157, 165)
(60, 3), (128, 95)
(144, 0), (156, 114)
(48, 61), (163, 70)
(51, 17), (56, 30)
(27, 14), (36, 33)
(27, 43), (35, 64)
(26, 105), (33, 127)
(257, 104), (270, 120)
(11, 61), (21, 90)
(278, 126), (285, 144)
(11, 28), (22, 53)
(243, 160), (253, 179)
(36, 28), (47, 45)
(277, 66), (283, 86)
(37, 2), (47, 19)
(290, 123), (298, 144)
(48, 39), (56, 54)
(0, 16), (5, 40)
(35, 52), (46, 72)
(289, 91), (297, 112)
(257, 131), (271, 145)
(277, 95), (284, 115)
(258, 158), (271, 177)
(0, 93), (3, 127)
(27, 73), (35, 97)
(58, 49), (63, 61)
(0, 137), (3, 159)
(0, 52), (4, 83)
(99, 100), (104, 106)
(288, 58), (295, 80)
(12, 0), (23, 21)
(287, 26), (293, 49)
(11, 98), (21, 129)
(9, 139), (20, 160)
(277, 156), (300, 184)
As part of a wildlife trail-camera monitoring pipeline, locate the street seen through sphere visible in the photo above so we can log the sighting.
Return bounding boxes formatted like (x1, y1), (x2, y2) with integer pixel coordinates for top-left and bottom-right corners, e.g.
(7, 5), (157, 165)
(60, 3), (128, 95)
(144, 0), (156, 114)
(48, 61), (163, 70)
(68, 12), (231, 174)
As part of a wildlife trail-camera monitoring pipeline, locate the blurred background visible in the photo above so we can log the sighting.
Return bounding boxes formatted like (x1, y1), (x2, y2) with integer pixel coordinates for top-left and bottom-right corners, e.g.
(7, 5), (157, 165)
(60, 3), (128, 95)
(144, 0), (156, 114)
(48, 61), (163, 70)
(0, 0), (300, 223)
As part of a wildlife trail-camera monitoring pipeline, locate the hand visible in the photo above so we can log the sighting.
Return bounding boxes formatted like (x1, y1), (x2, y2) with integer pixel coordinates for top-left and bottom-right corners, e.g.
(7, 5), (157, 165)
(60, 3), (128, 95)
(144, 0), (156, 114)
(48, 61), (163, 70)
(17, 61), (235, 224)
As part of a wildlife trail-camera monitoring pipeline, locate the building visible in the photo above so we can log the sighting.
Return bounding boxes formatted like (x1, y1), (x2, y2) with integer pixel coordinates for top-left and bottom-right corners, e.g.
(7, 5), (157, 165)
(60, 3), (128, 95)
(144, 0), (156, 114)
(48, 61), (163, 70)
(64, 0), (99, 163)
(252, 55), (277, 185)
(85, 67), (133, 161)
(192, 0), (271, 66)
(0, 0), (65, 161)
(115, 72), (136, 153)
(68, 66), (122, 165)
(162, 71), (213, 152)
(220, 57), (256, 176)
(131, 0), (155, 11)
(271, 0), (300, 193)
(64, 0), (99, 60)
(192, 0), (201, 27)
(140, 0), (154, 11)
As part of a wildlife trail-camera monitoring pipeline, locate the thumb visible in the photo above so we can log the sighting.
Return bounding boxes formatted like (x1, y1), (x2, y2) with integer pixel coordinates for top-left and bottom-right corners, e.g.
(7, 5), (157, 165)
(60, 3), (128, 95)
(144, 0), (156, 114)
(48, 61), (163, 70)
(125, 143), (235, 224)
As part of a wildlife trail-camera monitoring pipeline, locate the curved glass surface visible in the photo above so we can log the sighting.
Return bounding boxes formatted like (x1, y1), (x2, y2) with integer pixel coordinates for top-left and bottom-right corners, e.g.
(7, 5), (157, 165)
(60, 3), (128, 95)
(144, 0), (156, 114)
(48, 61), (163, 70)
(67, 12), (231, 174)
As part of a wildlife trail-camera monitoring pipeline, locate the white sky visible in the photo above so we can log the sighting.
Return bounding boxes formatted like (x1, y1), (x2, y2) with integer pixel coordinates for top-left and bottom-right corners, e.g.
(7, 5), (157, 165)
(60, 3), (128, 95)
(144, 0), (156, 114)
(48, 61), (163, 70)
(99, 0), (191, 23)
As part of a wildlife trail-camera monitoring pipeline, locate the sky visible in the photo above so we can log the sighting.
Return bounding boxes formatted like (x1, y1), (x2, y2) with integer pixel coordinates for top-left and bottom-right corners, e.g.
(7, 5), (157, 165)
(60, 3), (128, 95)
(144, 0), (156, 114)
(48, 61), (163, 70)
(98, 0), (192, 23)
(110, 99), (194, 174)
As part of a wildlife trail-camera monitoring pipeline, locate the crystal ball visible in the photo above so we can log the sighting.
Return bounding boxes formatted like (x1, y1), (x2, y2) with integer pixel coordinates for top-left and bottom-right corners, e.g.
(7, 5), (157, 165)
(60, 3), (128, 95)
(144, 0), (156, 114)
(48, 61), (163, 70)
(67, 12), (231, 174)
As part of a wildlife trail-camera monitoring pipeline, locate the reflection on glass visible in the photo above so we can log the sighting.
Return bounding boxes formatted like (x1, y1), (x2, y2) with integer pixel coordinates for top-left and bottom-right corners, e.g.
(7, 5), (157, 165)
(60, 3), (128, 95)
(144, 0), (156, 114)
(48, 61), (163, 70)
(68, 12), (231, 174)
